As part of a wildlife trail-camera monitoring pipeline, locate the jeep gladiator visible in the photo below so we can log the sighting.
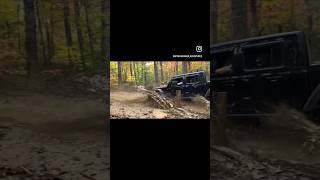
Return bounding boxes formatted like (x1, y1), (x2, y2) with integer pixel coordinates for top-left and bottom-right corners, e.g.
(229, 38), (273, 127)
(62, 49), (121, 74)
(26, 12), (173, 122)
(155, 71), (210, 99)
(211, 31), (320, 118)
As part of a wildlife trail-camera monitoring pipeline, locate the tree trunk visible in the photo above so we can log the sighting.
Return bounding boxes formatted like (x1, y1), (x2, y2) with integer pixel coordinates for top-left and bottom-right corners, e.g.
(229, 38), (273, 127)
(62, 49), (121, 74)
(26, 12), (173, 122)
(154, 61), (159, 84)
(83, 0), (95, 61)
(140, 62), (144, 82)
(142, 62), (147, 87)
(210, 0), (218, 44)
(135, 62), (139, 84)
(35, 0), (47, 65)
(100, 0), (109, 74)
(6, 21), (10, 39)
(307, 14), (313, 36)
(249, 0), (259, 36)
(129, 62), (133, 78)
(48, 2), (55, 63)
(160, 61), (164, 82)
(133, 62), (137, 84)
(231, 0), (247, 40)
(141, 62), (144, 85)
(305, 0), (314, 45)
(175, 62), (179, 75)
(23, 0), (39, 78)
(17, 0), (22, 53)
(73, 0), (86, 71)
(289, 0), (297, 30)
(63, 0), (73, 65)
(123, 65), (127, 83)
(117, 61), (122, 85)
(44, 18), (53, 65)
(182, 62), (188, 74)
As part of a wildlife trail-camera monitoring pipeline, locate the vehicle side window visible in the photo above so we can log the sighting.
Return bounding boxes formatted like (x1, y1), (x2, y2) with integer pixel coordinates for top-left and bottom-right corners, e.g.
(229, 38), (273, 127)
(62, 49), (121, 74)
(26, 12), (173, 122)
(243, 44), (283, 70)
(308, 37), (320, 65)
(186, 75), (199, 83)
(213, 51), (233, 75)
(287, 46), (298, 64)
(284, 38), (304, 66)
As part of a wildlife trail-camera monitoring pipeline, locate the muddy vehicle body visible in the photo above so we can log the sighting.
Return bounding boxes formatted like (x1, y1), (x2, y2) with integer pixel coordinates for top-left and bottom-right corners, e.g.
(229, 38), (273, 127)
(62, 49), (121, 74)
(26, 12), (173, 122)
(155, 71), (210, 99)
(211, 31), (320, 118)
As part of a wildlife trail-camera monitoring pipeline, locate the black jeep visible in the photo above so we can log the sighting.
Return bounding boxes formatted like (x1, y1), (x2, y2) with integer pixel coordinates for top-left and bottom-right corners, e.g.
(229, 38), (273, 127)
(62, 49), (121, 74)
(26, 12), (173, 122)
(211, 31), (320, 118)
(155, 71), (210, 99)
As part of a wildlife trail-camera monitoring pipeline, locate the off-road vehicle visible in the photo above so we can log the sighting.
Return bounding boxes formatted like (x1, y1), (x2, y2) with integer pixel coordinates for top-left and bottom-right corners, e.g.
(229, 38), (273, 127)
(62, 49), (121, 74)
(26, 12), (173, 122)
(211, 31), (320, 118)
(155, 71), (210, 99)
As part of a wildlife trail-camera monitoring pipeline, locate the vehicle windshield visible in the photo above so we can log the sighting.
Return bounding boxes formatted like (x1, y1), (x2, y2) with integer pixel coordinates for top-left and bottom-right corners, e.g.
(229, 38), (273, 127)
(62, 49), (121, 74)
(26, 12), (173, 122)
(168, 77), (183, 88)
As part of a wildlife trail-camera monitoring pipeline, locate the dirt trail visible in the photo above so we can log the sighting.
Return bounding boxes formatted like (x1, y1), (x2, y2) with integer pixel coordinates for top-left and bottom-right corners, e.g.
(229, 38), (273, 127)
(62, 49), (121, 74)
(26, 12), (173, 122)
(228, 106), (320, 164)
(110, 90), (210, 119)
(213, 109), (320, 180)
(230, 125), (320, 163)
(212, 145), (320, 180)
(0, 91), (109, 179)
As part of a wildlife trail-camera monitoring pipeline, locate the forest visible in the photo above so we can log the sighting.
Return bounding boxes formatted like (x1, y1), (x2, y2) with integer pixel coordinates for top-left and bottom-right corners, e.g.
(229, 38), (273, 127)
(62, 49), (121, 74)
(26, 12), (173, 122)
(0, 0), (110, 78)
(211, 0), (320, 59)
(110, 61), (210, 88)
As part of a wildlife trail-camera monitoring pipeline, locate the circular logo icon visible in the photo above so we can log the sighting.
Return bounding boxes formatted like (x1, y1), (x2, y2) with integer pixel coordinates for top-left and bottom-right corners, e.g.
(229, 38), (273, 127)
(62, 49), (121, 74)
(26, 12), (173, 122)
(196, 46), (202, 53)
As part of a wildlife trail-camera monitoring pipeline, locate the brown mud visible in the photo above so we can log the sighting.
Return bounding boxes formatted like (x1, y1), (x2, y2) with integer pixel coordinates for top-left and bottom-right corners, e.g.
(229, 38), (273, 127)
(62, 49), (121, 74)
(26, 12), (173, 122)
(212, 106), (320, 180)
(0, 74), (109, 180)
(110, 89), (210, 119)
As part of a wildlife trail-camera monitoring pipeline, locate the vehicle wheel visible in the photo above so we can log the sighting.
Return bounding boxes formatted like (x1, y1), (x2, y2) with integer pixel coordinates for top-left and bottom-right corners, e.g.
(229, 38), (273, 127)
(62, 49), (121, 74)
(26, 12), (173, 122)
(205, 88), (210, 100)
(155, 89), (163, 94)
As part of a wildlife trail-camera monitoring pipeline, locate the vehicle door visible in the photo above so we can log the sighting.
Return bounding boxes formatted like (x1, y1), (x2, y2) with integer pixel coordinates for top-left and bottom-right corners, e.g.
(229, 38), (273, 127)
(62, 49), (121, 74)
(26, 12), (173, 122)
(240, 39), (290, 113)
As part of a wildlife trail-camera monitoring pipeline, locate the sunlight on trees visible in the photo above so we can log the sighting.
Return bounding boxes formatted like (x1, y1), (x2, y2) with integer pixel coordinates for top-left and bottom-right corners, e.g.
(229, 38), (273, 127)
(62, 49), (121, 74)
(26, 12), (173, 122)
(110, 61), (210, 88)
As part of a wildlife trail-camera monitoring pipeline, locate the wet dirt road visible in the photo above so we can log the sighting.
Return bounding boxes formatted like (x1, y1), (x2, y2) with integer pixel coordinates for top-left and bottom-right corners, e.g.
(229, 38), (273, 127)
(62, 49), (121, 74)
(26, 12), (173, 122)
(0, 91), (109, 179)
(212, 109), (320, 180)
(110, 90), (210, 119)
